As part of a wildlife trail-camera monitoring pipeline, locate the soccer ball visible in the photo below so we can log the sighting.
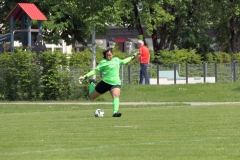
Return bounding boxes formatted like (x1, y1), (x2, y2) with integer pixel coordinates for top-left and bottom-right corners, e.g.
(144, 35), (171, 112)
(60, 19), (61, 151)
(94, 109), (104, 117)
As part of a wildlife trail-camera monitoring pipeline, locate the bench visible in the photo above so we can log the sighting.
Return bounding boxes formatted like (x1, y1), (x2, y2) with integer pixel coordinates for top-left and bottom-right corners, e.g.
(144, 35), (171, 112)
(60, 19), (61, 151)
(149, 70), (214, 85)
(159, 70), (186, 80)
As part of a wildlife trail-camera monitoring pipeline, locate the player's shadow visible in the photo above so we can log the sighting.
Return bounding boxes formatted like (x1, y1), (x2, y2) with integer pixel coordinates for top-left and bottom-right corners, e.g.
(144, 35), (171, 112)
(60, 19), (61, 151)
(232, 87), (240, 91)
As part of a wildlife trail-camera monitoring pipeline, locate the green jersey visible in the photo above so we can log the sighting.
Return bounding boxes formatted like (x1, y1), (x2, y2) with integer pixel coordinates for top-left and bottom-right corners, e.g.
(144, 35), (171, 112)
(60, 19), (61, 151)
(86, 57), (132, 85)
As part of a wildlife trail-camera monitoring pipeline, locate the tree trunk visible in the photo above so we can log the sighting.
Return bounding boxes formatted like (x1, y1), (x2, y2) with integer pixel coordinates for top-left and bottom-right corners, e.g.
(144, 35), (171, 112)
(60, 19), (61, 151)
(152, 28), (158, 52)
(159, 24), (167, 50)
(229, 17), (237, 53)
(133, 4), (144, 40)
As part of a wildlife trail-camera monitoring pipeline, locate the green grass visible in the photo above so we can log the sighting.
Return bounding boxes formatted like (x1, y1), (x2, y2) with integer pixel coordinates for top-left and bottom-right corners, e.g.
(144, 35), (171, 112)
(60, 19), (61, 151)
(1, 103), (240, 160)
(99, 82), (240, 102)
(1, 82), (240, 159)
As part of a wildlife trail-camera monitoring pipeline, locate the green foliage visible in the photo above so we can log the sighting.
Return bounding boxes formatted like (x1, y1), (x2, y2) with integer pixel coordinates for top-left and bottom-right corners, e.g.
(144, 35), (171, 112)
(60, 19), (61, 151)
(69, 46), (128, 69)
(155, 49), (202, 67)
(111, 46), (128, 59)
(58, 68), (71, 100)
(149, 50), (155, 62)
(156, 49), (175, 66)
(205, 53), (215, 63)
(210, 0), (240, 53)
(0, 48), (41, 100)
(140, 1), (175, 34)
(174, 49), (202, 65)
(232, 52), (240, 63)
(137, 35), (144, 40)
(13, 48), (41, 100)
(40, 50), (70, 100)
(0, 45), (130, 101)
(0, 45), (238, 101)
(69, 49), (92, 71)
(208, 52), (232, 63)
(0, 52), (18, 100)
(1, 0), (240, 56)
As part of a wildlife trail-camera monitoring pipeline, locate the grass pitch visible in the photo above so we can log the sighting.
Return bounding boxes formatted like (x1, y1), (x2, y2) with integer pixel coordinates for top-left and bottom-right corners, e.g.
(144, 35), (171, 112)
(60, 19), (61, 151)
(0, 103), (240, 160)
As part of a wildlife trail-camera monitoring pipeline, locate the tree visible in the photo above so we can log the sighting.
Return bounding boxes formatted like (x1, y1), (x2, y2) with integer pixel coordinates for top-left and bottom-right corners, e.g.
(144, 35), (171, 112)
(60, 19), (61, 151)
(0, 0), (124, 46)
(210, 0), (240, 53)
(116, 0), (175, 51)
(33, 0), (125, 45)
(140, 0), (175, 52)
(116, 0), (214, 56)
(2, 0), (240, 56)
(169, 0), (214, 55)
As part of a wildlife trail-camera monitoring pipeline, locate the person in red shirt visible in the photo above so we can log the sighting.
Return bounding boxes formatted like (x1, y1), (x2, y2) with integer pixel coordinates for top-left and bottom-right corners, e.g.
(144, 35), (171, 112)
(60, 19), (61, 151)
(136, 40), (150, 84)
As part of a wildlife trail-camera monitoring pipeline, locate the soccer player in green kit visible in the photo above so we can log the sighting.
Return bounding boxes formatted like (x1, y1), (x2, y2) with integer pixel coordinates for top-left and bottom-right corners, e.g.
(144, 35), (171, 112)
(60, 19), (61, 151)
(79, 49), (139, 117)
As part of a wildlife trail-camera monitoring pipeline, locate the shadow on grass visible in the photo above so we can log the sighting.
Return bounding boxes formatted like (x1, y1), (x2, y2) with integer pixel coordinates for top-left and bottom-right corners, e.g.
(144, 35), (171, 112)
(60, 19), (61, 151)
(232, 87), (240, 91)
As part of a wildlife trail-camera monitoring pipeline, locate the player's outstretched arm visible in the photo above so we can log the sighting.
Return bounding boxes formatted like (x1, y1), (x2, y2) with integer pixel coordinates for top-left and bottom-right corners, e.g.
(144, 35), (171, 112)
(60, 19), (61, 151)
(78, 69), (100, 84)
(78, 75), (87, 84)
(121, 52), (140, 64)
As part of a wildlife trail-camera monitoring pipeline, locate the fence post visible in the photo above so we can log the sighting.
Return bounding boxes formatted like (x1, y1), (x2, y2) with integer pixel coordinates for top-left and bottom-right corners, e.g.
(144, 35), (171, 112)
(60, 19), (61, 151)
(144, 66), (147, 85)
(203, 62), (206, 83)
(128, 65), (131, 84)
(233, 60), (236, 82)
(174, 63), (176, 84)
(186, 62), (188, 84)
(121, 65), (124, 85)
(157, 64), (159, 85)
(150, 63), (152, 78)
(214, 62), (217, 83)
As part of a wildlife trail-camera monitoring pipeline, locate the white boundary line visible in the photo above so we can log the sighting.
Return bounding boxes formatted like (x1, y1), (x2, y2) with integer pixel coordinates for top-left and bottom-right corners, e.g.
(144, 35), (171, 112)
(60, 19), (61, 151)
(0, 102), (240, 106)
(0, 137), (230, 156)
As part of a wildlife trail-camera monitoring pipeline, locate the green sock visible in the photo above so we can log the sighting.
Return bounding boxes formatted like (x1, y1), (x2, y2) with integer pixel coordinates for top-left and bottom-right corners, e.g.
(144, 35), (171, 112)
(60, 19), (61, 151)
(113, 98), (120, 113)
(89, 82), (95, 95)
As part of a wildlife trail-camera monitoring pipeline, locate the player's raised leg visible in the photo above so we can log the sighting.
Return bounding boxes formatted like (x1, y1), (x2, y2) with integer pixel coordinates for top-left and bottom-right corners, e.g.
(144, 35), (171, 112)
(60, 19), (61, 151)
(89, 82), (95, 95)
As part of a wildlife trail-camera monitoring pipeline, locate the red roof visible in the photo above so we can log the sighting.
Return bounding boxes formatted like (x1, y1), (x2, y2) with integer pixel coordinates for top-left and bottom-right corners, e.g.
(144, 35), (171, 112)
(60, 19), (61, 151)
(5, 3), (47, 21)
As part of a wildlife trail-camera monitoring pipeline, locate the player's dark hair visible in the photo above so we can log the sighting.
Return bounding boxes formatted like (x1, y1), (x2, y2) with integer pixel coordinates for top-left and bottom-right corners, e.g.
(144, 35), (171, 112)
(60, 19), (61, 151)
(102, 48), (113, 59)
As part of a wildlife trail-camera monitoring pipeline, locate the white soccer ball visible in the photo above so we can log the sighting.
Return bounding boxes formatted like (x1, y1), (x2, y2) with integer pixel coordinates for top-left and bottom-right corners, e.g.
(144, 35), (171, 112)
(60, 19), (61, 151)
(94, 109), (104, 117)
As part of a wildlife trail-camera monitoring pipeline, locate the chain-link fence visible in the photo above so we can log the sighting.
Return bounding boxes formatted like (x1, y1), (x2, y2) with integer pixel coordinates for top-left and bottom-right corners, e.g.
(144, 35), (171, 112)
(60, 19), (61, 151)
(69, 61), (240, 85)
(0, 62), (239, 100)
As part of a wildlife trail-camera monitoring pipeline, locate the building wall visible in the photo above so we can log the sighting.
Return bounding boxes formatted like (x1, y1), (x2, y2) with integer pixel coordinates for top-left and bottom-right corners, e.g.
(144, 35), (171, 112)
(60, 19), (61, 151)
(45, 39), (72, 54)
(13, 27), (240, 54)
(96, 27), (153, 52)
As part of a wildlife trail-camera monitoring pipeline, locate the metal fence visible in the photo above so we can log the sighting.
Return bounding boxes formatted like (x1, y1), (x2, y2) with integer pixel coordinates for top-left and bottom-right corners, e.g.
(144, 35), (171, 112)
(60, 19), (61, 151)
(69, 61), (240, 85)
